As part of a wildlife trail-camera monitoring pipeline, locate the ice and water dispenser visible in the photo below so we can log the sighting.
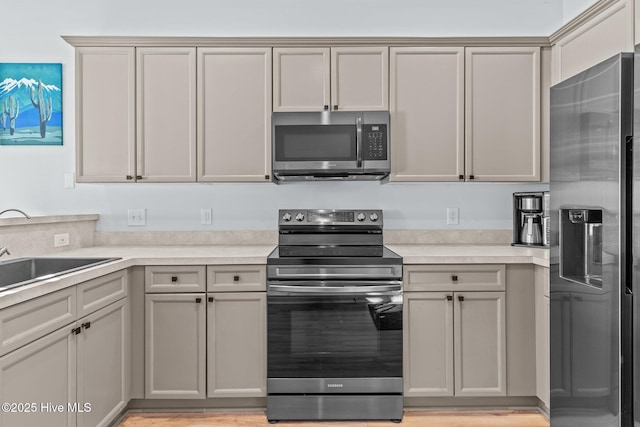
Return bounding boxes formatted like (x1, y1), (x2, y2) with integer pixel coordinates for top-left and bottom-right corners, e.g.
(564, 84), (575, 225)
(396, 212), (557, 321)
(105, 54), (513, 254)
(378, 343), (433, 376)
(559, 208), (603, 288)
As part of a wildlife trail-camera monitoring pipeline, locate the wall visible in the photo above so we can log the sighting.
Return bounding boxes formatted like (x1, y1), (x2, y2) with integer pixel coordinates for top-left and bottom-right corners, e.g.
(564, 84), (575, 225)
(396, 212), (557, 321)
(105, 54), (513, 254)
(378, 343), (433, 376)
(0, 0), (554, 231)
(563, 0), (599, 22)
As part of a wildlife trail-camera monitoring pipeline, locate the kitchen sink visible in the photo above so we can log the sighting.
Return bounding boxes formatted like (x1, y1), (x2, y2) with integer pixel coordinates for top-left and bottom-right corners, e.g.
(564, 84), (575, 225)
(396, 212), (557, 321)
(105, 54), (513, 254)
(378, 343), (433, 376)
(0, 257), (121, 292)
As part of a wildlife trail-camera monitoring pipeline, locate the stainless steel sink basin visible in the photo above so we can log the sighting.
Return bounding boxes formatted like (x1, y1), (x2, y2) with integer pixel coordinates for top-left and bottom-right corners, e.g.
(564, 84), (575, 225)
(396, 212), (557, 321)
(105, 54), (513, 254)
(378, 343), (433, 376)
(0, 257), (120, 292)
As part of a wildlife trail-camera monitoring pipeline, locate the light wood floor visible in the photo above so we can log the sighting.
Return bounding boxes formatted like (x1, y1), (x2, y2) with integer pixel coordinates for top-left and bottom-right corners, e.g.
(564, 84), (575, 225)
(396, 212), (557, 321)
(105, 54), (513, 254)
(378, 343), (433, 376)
(119, 410), (549, 427)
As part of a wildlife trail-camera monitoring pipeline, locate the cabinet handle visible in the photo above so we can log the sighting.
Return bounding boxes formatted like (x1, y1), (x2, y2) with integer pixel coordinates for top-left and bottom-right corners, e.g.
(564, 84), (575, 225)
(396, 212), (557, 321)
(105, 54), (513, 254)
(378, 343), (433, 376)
(233, 275), (240, 282)
(196, 297), (202, 303)
(458, 295), (465, 302)
(469, 175), (475, 180)
(126, 175), (133, 180)
(171, 276), (178, 282)
(82, 322), (91, 330)
(324, 105), (329, 111)
(446, 295), (453, 301)
(208, 296), (214, 303)
(333, 104), (338, 110)
(265, 175), (270, 180)
(136, 175), (143, 180)
(458, 175), (464, 181)
(451, 275), (458, 282)
(71, 327), (81, 335)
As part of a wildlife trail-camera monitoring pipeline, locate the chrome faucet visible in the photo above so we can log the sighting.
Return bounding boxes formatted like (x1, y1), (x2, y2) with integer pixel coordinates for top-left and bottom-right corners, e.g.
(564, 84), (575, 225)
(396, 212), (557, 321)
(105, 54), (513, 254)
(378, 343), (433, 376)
(0, 209), (31, 219)
(0, 247), (9, 258)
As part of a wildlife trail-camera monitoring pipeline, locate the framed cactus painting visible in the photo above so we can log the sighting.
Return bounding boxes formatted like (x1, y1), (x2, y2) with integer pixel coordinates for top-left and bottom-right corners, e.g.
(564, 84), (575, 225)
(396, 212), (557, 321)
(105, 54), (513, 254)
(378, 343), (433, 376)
(0, 63), (62, 145)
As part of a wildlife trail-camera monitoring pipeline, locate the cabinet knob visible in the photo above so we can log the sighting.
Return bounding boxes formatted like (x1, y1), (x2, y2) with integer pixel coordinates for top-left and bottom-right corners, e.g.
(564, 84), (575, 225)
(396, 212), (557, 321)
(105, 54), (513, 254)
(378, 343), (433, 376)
(446, 295), (453, 301)
(136, 175), (143, 180)
(265, 175), (270, 180)
(458, 175), (464, 181)
(333, 105), (338, 110)
(469, 175), (475, 180)
(458, 295), (465, 302)
(126, 175), (133, 180)
(71, 327), (81, 335)
(196, 297), (202, 304)
(82, 322), (91, 330)
(324, 105), (329, 111)
(171, 276), (178, 282)
(208, 296), (214, 303)
(233, 275), (240, 282)
(451, 275), (458, 282)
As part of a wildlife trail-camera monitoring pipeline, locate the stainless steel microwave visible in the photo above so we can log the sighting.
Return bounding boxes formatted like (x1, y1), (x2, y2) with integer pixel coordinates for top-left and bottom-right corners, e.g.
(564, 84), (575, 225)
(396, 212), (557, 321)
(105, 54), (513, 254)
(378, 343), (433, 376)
(271, 111), (390, 182)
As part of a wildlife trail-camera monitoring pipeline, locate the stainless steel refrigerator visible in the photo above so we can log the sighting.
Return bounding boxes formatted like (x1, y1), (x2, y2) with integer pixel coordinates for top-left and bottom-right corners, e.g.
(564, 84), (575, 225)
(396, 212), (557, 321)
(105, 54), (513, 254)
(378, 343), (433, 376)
(550, 51), (634, 426)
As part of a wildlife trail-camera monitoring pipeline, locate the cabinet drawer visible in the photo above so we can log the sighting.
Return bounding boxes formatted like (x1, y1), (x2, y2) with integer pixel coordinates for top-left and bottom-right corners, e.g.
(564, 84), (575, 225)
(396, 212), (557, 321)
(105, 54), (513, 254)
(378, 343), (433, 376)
(145, 266), (206, 293)
(0, 287), (76, 357)
(78, 270), (128, 318)
(404, 264), (505, 292)
(207, 265), (266, 292)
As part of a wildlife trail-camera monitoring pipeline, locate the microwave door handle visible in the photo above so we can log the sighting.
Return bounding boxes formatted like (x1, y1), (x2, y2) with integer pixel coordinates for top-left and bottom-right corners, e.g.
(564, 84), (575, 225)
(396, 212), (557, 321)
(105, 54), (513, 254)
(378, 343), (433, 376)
(356, 117), (363, 168)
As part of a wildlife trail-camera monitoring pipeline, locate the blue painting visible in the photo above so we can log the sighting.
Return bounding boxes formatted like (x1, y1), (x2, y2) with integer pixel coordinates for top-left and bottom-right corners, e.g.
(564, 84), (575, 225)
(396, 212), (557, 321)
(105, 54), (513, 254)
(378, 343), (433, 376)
(0, 63), (62, 146)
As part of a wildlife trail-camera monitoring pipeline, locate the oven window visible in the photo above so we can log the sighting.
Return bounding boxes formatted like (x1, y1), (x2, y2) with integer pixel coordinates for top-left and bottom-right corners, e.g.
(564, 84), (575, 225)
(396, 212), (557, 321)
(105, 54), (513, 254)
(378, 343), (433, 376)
(274, 125), (356, 162)
(268, 294), (402, 378)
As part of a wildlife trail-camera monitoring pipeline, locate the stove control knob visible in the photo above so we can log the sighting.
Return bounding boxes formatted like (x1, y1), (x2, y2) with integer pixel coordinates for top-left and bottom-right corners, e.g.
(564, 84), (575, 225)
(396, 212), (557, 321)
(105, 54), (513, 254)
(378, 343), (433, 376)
(370, 213), (379, 222)
(295, 212), (305, 222)
(282, 212), (292, 222)
(356, 212), (366, 222)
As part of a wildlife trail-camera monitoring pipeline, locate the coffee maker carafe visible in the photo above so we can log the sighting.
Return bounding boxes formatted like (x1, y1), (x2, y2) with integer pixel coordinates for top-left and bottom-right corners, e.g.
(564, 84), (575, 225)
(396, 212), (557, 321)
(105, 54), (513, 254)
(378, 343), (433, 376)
(512, 192), (549, 247)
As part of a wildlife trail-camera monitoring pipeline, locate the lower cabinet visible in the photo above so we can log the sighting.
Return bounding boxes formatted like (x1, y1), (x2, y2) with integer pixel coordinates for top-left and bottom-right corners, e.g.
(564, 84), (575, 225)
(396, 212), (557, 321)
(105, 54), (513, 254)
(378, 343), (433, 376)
(145, 293), (206, 399)
(206, 292), (266, 397)
(404, 291), (506, 397)
(0, 297), (129, 427)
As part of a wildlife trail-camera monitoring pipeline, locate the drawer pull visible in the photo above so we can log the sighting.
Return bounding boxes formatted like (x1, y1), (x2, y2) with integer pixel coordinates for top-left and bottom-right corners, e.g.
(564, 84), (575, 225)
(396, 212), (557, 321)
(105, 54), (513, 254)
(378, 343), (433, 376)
(446, 295), (453, 301)
(208, 297), (214, 303)
(171, 276), (178, 282)
(71, 327), (82, 335)
(82, 322), (91, 330)
(458, 295), (464, 302)
(196, 297), (202, 304)
(233, 275), (240, 282)
(451, 275), (458, 282)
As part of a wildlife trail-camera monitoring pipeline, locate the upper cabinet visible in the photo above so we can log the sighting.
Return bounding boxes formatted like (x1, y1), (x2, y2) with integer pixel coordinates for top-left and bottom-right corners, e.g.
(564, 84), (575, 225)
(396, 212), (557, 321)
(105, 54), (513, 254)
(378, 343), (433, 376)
(273, 47), (388, 112)
(465, 47), (540, 181)
(137, 48), (197, 182)
(197, 48), (272, 182)
(76, 47), (135, 183)
(390, 47), (464, 181)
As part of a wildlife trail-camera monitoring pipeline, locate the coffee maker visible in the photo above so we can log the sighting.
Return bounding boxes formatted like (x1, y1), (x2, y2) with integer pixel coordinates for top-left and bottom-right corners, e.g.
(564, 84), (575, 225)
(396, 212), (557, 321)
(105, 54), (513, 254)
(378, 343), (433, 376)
(512, 192), (549, 247)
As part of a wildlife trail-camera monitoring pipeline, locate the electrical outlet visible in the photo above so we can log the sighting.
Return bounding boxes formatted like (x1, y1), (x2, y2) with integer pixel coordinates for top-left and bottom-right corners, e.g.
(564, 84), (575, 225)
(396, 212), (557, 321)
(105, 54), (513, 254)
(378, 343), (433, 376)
(201, 208), (212, 225)
(128, 209), (146, 226)
(54, 233), (70, 247)
(446, 207), (459, 225)
(64, 173), (75, 189)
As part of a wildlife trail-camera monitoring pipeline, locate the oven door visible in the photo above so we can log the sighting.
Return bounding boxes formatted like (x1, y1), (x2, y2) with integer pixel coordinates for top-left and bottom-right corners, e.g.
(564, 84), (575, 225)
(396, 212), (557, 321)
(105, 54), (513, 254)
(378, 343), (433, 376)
(267, 281), (403, 394)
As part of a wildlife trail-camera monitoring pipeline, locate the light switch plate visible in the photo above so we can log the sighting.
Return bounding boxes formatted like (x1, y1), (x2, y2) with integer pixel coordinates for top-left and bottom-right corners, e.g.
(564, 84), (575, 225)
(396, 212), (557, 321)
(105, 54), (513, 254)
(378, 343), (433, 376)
(128, 209), (146, 226)
(446, 207), (459, 225)
(201, 208), (212, 225)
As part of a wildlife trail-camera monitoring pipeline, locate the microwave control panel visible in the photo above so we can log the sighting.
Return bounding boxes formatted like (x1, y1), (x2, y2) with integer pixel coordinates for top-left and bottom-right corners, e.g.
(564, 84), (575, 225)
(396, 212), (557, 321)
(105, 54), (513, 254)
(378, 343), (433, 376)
(362, 124), (388, 160)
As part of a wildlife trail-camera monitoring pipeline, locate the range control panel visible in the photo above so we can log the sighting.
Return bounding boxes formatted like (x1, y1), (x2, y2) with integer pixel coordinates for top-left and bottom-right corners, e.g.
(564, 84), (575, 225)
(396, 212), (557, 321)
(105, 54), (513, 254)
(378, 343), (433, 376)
(362, 124), (388, 160)
(279, 209), (383, 226)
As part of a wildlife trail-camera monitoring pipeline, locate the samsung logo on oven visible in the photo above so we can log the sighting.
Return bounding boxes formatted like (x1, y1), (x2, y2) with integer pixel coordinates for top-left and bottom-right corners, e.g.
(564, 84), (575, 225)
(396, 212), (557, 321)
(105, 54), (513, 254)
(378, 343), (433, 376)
(327, 383), (344, 388)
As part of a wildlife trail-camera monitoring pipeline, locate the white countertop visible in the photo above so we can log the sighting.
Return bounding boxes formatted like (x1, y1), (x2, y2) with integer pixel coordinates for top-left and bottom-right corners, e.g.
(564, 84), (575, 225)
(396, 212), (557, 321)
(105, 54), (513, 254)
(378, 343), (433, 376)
(0, 243), (548, 309)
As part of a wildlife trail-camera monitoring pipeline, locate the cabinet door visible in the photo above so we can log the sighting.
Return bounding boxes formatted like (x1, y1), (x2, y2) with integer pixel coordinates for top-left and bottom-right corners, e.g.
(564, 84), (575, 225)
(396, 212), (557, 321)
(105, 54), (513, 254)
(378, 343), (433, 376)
(535, 266), (550, 408)
(76, 47), (135, 183)
(197, 48), (272, 182)
(76, 298), (129, 427)
(454, 292), (506, 396)
(207, 292), (266, 397)
(403, 292), (454, 396)
(390, 47), (464, 181)
(465, 47), (540, 181)
(137, 47), (197, 182)
(145, 293), (206, 399)
(0, 327), (76, 427)
(331, 47), (389, 111)
(273, 48), (330, 112)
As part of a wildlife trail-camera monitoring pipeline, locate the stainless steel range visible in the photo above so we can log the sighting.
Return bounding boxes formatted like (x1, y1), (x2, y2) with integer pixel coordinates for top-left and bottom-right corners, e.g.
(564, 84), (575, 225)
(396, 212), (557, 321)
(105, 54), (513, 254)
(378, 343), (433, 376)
(266, 209), (403, 423)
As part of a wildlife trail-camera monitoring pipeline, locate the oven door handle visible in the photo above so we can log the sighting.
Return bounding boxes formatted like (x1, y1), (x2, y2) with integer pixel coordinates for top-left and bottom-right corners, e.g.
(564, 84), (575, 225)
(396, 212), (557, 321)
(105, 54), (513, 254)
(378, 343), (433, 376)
(268, 283), (402, 295)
